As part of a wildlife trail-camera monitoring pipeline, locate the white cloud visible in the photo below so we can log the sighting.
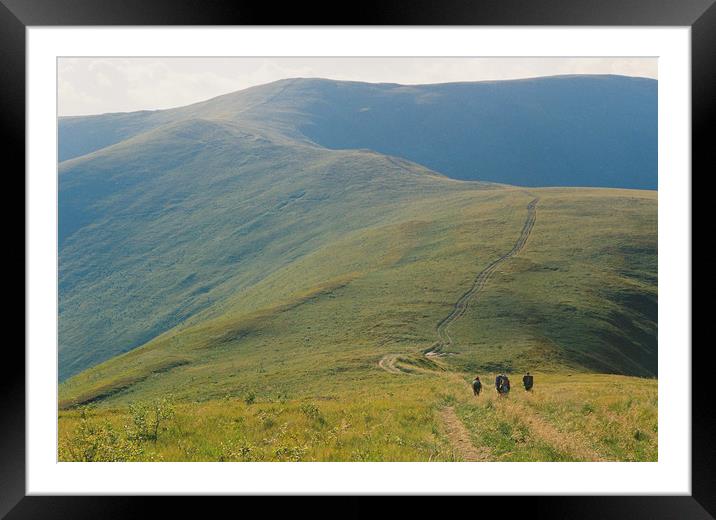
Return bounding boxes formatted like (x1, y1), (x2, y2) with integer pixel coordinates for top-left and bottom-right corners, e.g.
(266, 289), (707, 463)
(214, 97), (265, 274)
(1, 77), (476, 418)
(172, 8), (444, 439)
(58, 57), (657, 117)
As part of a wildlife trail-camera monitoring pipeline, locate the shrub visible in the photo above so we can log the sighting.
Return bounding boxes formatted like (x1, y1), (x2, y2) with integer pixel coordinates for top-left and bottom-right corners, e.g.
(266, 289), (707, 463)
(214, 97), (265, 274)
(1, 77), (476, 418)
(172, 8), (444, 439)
(299, 403), (324, 424)
(498, 421), (512, 437)
(59, 408), (143, 461)
(127, 397), (175, 442)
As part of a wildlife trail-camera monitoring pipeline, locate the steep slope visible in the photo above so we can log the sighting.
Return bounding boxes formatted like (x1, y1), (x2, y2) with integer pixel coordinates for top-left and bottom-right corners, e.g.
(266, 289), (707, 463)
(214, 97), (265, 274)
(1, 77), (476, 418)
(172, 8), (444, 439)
(59, 75), (657, 188)
(59, 116), (484, 380)
(282, 76), (657, 189)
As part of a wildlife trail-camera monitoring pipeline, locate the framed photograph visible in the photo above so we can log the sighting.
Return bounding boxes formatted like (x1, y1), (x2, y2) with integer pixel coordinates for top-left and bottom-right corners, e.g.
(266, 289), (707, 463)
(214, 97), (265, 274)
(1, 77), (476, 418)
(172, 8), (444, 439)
(7, 0), (709, 515)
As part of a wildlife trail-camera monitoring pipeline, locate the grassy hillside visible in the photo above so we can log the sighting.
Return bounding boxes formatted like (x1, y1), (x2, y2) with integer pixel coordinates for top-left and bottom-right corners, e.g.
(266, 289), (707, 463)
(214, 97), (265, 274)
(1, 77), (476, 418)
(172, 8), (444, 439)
(58, 184), (657, 461)
(59, 187), (656, 407)
(448, 189), (657, 377)
(59, 75), (657, 188)
(59, 118), (480, 379)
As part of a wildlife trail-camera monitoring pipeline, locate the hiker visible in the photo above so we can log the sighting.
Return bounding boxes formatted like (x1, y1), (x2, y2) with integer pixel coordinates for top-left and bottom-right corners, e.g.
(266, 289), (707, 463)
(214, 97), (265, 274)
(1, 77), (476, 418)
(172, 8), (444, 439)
(523, 372), (534, 391)
(495, 374), (510, 396)
(501, 375), (511, 396)
(495, 374), (504, 394)
(472, 376), (482, 396)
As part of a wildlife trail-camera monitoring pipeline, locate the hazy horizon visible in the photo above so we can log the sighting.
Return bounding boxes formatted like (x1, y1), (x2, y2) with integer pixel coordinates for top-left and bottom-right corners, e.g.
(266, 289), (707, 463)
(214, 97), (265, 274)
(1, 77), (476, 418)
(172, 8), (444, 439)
(58, 57), (657, 117)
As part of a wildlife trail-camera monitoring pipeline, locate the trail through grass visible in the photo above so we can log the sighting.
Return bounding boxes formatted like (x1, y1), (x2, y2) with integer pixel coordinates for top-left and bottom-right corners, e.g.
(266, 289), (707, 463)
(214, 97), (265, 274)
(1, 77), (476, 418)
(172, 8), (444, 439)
(59, 371), (656, 462)
(439, 406), (491, 461)
(58, 189), (657, 462)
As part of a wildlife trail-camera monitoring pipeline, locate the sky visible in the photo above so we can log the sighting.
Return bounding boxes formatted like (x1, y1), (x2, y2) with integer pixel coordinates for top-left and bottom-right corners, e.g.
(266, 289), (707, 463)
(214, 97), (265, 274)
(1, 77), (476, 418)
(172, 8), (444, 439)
(58, 57), (657, 117)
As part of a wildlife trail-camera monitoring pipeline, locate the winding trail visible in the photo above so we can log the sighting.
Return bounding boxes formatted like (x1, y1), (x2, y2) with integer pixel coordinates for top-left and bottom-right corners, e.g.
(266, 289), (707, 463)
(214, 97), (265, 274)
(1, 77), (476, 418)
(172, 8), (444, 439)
(427, 197), (539, 356)
(376, 196), (539, 460)
(371, 195), (606, 462)
(378, 196), (539, 373)
(377, 353), (404, 374)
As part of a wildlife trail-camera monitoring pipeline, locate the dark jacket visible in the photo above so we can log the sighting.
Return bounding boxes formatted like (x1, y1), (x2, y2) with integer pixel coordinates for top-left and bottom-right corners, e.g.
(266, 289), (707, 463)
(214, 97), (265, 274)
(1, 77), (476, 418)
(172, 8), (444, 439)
(523, 374), (534, 390)
(495, 375), (503, 390)
(502, 377), (511, 392)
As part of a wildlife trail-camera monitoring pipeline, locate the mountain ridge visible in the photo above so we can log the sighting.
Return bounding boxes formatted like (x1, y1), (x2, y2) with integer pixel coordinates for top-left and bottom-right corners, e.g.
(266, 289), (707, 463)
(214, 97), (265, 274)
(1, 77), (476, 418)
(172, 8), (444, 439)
(59, 75), (657, 189)
(58, 119), (486, 379)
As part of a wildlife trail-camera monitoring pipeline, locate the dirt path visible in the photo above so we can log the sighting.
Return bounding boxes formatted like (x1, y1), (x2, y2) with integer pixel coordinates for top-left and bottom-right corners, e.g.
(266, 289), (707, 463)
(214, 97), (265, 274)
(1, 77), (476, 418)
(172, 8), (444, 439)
(428, 197), (538, 356)
(378, 196), (539, 373)
(377, 353), (403, 374)
(504, 399), (605, 461)
(439, 406), (490, 461)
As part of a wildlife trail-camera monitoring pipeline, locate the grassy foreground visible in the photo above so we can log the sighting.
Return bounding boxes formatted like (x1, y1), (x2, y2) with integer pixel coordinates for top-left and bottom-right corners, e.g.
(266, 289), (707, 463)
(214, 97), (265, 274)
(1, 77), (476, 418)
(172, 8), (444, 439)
(59, 371), (656, 462)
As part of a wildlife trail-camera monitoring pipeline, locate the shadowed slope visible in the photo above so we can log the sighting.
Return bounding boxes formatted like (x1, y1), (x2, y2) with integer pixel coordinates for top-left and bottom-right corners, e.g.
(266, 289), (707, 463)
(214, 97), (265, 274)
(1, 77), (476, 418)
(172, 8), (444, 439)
(58, 116), (487, 380)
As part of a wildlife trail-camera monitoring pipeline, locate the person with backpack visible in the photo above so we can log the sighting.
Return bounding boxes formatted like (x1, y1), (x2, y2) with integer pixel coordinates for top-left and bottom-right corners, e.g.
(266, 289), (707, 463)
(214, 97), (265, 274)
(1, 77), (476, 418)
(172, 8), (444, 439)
(501, 375), (511, 396)
(472, 376), (482, 396)
(495, 374), (504, 394)
(523, 372), (534, 391)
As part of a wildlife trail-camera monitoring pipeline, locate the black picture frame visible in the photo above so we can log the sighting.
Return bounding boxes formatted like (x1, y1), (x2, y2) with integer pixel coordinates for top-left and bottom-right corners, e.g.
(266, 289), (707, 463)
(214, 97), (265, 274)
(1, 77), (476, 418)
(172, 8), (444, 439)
(5, 0), (709, 516)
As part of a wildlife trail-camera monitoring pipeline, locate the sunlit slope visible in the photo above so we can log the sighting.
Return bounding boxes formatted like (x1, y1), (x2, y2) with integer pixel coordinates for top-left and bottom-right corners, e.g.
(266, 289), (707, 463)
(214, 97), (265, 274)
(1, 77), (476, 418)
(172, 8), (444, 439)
(448, 188), (657, 377)
(59, 117), (483, 380)
(59, 76), (657, 188)
(59, 188), (657, 409)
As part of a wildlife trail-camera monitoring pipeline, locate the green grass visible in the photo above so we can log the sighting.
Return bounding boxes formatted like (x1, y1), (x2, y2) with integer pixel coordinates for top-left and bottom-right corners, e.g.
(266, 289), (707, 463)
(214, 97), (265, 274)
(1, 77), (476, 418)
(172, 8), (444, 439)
(453, 373), (657, 461)
(59, 371), (656, 462)
(449, 189), (657, 376)
(59, 119), (493, 380)
(60, 375), (458, 462)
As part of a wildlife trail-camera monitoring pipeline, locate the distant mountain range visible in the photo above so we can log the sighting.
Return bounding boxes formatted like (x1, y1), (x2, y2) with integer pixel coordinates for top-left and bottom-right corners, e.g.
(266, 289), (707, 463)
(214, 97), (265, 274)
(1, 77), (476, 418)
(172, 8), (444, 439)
(60, 75), (657, 188)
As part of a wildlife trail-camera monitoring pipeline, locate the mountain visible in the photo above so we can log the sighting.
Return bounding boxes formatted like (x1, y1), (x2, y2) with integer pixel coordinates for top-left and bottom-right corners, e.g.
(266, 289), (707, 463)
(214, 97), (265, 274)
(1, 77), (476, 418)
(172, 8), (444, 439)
(58, 118), (469, 380)
(58, 76), (657, 389)
(59, 75), (657, 188)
